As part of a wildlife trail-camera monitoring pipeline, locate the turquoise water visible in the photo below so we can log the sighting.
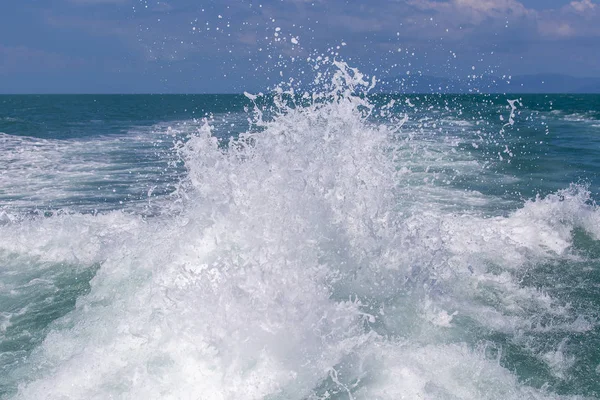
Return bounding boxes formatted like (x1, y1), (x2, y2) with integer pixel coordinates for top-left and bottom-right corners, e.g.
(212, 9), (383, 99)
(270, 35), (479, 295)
(1, 73), (600, 399)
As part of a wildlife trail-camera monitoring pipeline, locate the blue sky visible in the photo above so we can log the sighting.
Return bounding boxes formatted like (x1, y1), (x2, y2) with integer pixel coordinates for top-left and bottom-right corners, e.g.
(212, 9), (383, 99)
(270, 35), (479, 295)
(0, 0), (598, 93)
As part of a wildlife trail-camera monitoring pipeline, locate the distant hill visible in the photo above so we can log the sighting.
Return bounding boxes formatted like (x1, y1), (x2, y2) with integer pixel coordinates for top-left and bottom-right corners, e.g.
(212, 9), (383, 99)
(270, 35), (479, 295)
(378, 74), (600, 94)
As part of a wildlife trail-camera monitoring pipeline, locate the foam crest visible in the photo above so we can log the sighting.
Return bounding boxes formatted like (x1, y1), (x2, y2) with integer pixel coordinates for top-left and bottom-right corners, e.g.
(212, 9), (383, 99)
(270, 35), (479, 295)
(442, 184), (599, 269)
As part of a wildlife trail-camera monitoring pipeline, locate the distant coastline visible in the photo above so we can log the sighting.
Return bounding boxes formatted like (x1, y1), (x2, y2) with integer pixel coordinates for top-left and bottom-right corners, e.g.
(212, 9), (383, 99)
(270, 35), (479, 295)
(1, 74), (600, 95)
(379, 74), (600, 94)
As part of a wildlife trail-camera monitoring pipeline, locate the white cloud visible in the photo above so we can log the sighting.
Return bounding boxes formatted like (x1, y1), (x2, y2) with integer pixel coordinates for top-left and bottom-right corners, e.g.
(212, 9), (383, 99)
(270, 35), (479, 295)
(407, 0), (599, 39)
(408, 0), (530, 24)
(452, 0), (528, 15)
(538, 0), (599, 38)
(569, 0), (597, 13)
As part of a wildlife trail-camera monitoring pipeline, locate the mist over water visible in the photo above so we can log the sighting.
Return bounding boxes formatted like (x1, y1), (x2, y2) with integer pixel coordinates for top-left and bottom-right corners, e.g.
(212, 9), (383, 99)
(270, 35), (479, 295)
(1, 62), (600, 399)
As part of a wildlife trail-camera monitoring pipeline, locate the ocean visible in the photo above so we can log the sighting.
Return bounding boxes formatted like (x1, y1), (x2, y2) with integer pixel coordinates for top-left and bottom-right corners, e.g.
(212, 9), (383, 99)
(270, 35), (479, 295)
(1, 63), (600, 399)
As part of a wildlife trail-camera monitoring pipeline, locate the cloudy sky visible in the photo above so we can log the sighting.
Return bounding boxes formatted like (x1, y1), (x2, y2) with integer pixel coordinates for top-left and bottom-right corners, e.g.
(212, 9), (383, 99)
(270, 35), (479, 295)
(0, 0), (598, 93)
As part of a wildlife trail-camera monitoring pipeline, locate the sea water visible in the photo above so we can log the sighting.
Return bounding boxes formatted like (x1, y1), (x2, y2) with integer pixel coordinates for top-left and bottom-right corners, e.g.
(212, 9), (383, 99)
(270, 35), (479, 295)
(1, 63), (600, 399)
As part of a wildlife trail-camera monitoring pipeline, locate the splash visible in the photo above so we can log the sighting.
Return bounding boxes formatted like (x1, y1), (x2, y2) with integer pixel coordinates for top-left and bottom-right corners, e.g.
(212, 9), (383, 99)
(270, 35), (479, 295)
(1, 61), (598, 399)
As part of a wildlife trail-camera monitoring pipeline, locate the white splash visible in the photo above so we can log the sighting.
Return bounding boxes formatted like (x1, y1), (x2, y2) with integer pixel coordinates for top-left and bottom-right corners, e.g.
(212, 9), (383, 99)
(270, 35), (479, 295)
(1, 61), (597, 400)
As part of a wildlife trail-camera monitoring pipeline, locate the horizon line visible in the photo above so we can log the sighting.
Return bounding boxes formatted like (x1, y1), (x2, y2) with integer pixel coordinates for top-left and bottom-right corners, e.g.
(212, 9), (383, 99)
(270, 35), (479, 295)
(1, 92), (600, 96)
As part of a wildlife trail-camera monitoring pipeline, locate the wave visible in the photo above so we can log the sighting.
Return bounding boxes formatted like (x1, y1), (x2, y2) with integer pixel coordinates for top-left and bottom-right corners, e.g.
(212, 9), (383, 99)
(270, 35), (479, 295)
(1, 62), (598, 399)
(562, 112), (599, 123)
(0, 124), (183, 214)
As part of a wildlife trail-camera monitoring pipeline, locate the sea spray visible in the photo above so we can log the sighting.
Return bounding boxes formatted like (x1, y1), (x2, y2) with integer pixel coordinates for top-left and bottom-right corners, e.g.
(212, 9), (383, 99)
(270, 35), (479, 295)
(0, 62), (598, 399)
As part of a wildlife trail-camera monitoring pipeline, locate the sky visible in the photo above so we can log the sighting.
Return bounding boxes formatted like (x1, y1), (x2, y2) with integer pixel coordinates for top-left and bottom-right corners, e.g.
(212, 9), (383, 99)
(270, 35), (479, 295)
(0, 0), (599, 93)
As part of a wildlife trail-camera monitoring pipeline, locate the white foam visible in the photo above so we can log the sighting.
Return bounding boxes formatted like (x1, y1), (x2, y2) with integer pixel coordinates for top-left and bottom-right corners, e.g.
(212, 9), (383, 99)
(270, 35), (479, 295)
(0, 125), (181, 213)
(348, 342), (586, 400)
(563, 112), (598, 123)
(4, 62), (599, 399)
(441, 185), (600, 268)
(0, 211), (144, 265)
